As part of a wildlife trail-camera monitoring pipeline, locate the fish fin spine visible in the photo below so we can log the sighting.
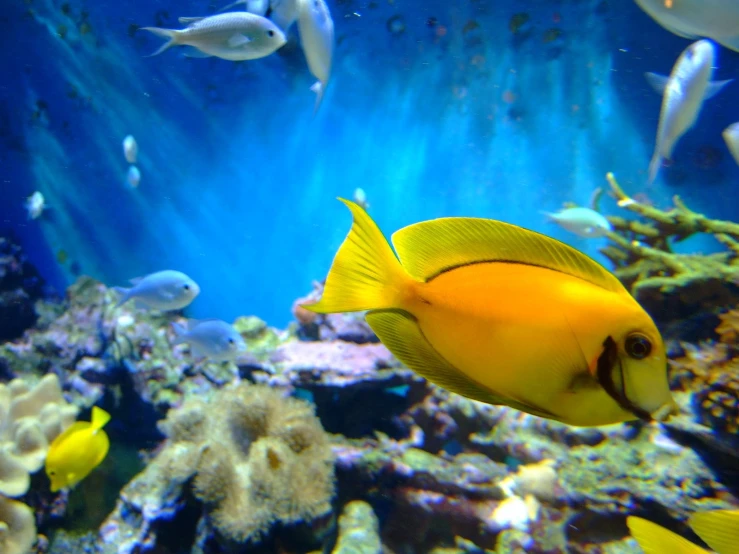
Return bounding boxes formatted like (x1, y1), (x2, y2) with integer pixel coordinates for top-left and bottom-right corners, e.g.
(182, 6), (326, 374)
(303, 198), (412, 314)
(91, 406), (111, 430)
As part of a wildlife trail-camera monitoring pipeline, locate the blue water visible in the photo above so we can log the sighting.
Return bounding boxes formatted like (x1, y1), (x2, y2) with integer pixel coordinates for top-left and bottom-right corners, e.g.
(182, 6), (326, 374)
(2, 0), (739, 327)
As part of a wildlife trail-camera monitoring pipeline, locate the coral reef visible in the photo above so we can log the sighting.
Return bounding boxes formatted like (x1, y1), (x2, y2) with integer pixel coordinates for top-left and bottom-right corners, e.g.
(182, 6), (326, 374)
(0, 373), (79, 554)
(0, 276), (736, 553)
(600, 173), (739, 327)
(0, 235), (46, 342)
(332, 501), (381, 554)
(100, 382), (335, 551)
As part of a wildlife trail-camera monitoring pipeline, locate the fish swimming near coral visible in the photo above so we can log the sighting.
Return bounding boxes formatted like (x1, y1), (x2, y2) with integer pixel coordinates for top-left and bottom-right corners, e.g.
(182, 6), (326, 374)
(113, 270), (201, 311)
(648, 40), (717, 184)
(171, 318), (247, 362)
(628, 509), (739, 554)
(542, 207), (612, 238)
(722, 122), (739, 166)
(45, 406), (111, 492)
(303, 199), (678, 427)
(141, 12), (286, 61)
(634, 0), (739, 53)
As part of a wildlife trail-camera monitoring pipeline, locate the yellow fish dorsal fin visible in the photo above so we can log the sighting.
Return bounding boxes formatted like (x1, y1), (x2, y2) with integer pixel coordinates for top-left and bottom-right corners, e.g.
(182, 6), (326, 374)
(627, 516), (708, 554)
(91, 406), (111, 430)
(365, 310), (556, 419)
(391, 217), (625, 292)
(689, 510), (739, 554)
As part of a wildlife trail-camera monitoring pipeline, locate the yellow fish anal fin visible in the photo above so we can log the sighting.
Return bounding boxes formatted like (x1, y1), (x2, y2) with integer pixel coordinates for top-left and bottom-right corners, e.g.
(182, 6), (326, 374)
(365, 310), (555, 419)
(627, 516), (708, 554)
(391, 217), (625, 292)
(91, 406), (111, 430)
(304, 199), (411, 314)
(689, 510), (739, 554)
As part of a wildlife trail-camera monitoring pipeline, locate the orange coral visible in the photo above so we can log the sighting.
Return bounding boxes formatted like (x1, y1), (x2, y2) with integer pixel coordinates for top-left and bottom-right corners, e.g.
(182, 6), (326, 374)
(716, 308), (739, 344)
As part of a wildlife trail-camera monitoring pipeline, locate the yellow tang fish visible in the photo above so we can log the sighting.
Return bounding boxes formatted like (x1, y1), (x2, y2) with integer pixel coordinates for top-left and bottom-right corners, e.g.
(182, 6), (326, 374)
(304, 199), (678, 427)
(628, 509), (739, 554)
(45, 406), (111, 492)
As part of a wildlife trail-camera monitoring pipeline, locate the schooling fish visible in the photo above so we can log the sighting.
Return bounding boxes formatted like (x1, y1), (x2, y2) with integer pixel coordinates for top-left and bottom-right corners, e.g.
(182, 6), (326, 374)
(171, 319), (247, 362)
(648, 40), (717, 184)
(219, 0), (270, 17)
(303, 199), (678, 427)
(127, 165), (141, 188)
(25, 191), (46, 220)
(113, 270), (200, 311)
(628, 509), (739, 554)
(634, 0), (739, 53)
(297, 0), (334, 113)
(542, 207), (612, 238)
(45, 407), (111, 492)
(141, 12), (286, 61)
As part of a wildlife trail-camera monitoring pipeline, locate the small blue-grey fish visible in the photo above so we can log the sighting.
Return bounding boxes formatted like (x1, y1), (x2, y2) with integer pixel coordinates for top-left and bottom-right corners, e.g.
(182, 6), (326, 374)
(171, 319), (247, 362)
(114, 270), (200, 311)
(141, 12), (286, 61)
(542, 207), (612, 238)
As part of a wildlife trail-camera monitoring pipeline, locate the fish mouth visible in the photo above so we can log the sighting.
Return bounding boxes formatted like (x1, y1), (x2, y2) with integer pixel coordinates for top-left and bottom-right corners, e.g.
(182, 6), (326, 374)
(596, 336), (653, 422)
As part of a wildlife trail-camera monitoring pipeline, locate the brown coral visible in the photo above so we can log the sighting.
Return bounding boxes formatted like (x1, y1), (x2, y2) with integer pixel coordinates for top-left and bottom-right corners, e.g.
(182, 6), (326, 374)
(155, 383), (335, 544)
(599, 173), (739, 324)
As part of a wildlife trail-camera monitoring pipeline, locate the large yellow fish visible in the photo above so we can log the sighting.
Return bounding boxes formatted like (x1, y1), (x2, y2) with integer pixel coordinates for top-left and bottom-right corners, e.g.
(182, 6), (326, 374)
(304, 199), (678, 426)
(628, 509), (739, 554)
(45, 406), (111, 492)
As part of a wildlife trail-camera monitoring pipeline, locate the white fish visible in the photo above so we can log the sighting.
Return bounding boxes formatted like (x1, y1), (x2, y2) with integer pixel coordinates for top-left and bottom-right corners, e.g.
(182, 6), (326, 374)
(25, 191), (46, 220)
(219, 0), (269, 17)
(542, 207), (612, 238)
(113, 270), (200, 311)
(171, 319), (247, 362)
(271, 0), (300, 31)
(127, 165), (141, 188)
(141, 12), (286, 61)
(353, 187), (369, 210)
(297, 0), (334, 113)
(723, 122), (739, 166)
(648, 40), (717, 184)
(123, 135), (138, 164)
(634, 0), (739, 52)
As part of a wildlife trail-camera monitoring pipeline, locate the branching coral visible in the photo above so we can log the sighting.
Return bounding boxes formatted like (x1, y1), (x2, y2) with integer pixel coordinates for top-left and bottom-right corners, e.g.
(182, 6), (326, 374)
(154, 383), (335, 544)
(599, 173), (739, 322)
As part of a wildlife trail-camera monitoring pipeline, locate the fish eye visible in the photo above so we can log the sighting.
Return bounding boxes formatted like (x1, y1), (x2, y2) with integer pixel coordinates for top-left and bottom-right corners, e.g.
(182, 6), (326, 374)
(183, 284), (191, 290)
(267, 30), (275, 37)
(228, 337), (235, 344)
(625, 333), (652, 360)
(49, 470), (56, 476)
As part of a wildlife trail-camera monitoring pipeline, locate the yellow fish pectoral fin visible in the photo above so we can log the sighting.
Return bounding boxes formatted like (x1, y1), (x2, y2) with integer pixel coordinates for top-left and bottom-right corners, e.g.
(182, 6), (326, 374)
(689, 510), (739, 554)
(627, 516), (707, 554)
(390, 216), (625, 294)
(365, 310), (555, 419)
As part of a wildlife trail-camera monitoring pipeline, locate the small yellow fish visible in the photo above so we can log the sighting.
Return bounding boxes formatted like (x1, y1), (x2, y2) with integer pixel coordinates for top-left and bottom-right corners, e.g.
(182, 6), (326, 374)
(628, 509), (739, 554)
(45, 406), (111, 492)
(303, 199), (678, 427)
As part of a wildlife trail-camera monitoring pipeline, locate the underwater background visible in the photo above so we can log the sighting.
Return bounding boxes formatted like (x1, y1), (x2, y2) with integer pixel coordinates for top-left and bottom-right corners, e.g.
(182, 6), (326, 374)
(1, 0), (739, 552)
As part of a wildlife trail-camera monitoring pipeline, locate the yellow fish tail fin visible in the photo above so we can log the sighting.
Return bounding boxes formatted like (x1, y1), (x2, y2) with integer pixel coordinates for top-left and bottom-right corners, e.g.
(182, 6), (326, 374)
(304, 198), (411, 314)
(689, 510), (739, 554)
(91, 406), (111, 431)
(627, 516), (708, 554)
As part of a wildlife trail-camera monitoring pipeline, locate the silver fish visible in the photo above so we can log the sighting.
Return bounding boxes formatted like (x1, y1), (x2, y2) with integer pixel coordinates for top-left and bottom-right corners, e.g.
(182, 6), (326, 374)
(171, 319), (247, 362)
(141, 12), (286, 61)
(635, 0), (739, 52)
(648, 40), (717, 184)
(297, 0), (334, 113)
(542, 207), (612, 238)
(114, 270), (200, 311)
